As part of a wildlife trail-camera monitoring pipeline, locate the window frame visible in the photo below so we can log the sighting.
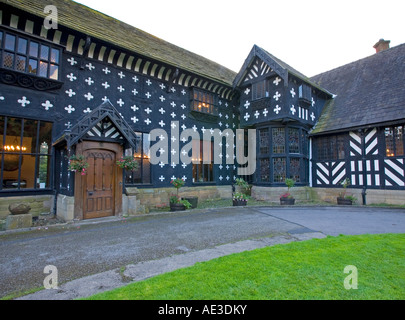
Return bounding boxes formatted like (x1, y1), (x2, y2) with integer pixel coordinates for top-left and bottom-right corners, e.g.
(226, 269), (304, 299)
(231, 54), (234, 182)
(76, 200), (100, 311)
(124, 132), (151, 186)
(257, 125), (308, 185)
(0, 116), (53, 192)
(314, 134), (346, 161)
(0, 28), (61, 81)
(190, 88), (218, 116)
(384, 125), (404, 157)
(299, 84), (312, 105)
(252, 79), (269, 101)
(192, 140), (214, 184)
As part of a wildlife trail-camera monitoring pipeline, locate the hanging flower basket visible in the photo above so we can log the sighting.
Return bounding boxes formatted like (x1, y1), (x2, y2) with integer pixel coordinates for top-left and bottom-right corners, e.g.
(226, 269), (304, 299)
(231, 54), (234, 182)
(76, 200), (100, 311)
(116, 156), (139, 171)
(68, 155), (89, 175)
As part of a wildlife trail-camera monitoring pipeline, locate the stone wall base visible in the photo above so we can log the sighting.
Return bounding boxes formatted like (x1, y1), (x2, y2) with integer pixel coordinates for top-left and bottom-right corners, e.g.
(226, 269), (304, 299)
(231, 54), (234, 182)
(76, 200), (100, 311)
(56, 194), (75, 221)
(126, 185), (232, 214)
(310, 187), (405, 205)
(252, 185), (311, 202)
(6, 213), (32, 230)
(0, 195), (53, 220)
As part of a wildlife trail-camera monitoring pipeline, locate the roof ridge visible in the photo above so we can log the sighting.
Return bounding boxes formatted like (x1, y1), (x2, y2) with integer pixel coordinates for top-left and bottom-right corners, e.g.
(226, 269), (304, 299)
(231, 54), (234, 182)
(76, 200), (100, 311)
(311, 42), (405, 80)
(3, 0), (237, 85)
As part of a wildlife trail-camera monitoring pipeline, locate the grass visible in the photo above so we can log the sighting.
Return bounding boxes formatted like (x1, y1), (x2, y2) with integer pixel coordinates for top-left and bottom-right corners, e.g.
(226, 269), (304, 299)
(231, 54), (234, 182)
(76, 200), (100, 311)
(85, 233), (405, 300)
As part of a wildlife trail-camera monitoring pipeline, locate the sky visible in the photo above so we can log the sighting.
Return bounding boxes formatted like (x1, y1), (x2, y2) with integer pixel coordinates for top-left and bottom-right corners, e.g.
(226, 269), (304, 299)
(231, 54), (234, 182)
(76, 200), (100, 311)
(73, 0), (405, 77)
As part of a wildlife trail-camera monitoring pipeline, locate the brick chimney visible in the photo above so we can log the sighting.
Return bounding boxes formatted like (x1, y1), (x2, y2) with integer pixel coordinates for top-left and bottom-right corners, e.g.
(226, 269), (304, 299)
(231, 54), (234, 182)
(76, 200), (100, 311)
(373, 39), (390, 53)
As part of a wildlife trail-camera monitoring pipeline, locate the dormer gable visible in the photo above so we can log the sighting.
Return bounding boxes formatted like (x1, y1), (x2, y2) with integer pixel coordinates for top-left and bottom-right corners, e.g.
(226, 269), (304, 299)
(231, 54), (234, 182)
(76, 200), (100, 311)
(233, 45), (288, 89)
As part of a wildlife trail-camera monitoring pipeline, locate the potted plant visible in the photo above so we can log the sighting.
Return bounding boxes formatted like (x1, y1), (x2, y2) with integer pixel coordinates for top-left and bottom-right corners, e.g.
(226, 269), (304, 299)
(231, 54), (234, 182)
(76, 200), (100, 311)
(170, 178), (192, 211)
(182, 196), (198, 209)
(233, 192), (248, 206)
(235, 178), (251, 196)
(337, 178), (357, 205)
(280, 178), (295, 205)
(116, 156), (139, 171)
(68, 154), (89, 176)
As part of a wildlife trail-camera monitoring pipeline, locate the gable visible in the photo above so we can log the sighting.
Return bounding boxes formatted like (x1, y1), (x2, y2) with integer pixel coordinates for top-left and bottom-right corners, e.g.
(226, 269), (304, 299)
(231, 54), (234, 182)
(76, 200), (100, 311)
(63, 100), (138, 148)
(242, 57), (274, 83)
(233, 45), (288, 88)
(85, 120), (125, 141)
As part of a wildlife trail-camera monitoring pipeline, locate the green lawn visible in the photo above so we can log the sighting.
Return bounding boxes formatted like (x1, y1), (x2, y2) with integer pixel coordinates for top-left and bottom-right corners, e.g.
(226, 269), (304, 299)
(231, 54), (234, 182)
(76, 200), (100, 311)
(86, 233), (405, 300)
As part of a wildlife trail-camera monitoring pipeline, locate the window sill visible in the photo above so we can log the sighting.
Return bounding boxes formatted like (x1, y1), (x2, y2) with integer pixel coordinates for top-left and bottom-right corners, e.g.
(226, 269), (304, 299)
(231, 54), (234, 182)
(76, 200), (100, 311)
(192, 182), (216, 186)
(0, 68), (63, 91)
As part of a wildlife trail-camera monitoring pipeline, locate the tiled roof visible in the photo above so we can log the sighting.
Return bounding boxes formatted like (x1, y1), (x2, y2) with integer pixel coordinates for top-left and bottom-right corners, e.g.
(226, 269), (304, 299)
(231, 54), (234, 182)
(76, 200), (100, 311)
(310, 43), (405, 134)
(2, 0), (236, 86)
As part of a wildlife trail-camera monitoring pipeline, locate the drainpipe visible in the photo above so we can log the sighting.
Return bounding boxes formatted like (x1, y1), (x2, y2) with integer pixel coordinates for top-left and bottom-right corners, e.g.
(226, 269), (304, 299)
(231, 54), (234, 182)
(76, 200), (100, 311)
(360, 129), (367, 205)
(309, 137), (313, 188)
(53, 189), (58, 217)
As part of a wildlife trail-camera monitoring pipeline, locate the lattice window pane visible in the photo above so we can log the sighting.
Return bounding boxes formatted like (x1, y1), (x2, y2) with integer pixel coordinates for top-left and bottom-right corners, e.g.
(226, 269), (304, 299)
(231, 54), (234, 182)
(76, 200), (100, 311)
(3, 52), (14, 68)
(337, 135), (345, 159)
(273, 157), (286, 182)
(40, 44), (49, 60)
(252, 80), (268, 100)
(39, 61), (48, 77)
(260, 158), (270, 182)
(272, 128), (285, 154)
(5, 34), (16, 51)
(28, 59), (37, 74)
(29, 42), (39, 57)
(385, 127), (395, 157)
(290, 158), (300, 182)
(288, 128), (300, 153)
(395, 126), (404, 156)
(259, 128), (269, 154)
(49, 63), (58, 80)
(50, 48), (59, 64)
(16, 55), (26, 72)
(17, 38), (27, 54)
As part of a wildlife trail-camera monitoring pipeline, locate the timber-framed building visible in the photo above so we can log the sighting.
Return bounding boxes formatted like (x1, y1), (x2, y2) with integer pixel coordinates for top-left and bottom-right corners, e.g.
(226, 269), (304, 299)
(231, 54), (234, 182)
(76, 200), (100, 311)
(0, 0), (404, 223)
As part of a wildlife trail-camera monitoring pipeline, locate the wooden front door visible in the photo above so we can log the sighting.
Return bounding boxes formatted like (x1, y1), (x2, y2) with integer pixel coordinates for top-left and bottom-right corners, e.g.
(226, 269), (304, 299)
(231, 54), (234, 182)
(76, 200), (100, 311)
(75, 141), (123, 220)
(83, 149), (115, 219)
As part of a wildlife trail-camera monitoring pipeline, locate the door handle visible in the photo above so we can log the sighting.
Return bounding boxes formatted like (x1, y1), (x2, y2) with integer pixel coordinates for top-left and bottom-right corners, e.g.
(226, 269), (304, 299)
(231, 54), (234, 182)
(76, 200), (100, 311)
(88, 191), (93, 196)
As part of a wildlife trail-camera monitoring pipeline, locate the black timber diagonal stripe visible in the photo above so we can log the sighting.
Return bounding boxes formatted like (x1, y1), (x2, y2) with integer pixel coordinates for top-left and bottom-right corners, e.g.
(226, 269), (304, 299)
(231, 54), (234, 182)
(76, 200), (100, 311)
(65, 100), (138, 149)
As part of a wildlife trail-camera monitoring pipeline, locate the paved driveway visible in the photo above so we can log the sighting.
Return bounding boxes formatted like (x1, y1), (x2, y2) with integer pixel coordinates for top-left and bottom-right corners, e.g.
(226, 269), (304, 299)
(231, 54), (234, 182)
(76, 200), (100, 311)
(1, 205), (404, 298)
(254, 206), (405, 236)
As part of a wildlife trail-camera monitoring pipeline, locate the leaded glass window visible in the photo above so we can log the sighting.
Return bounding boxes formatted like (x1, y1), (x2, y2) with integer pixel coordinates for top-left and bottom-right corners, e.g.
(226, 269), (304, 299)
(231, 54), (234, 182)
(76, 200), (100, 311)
(273, 157), (286, 182)
(124, 132), (151, 184)
(315, 135), (345, 161)
(272, 128), (285, 154)
(288, 128), (300, 153)
(385, 125), (404, 157)
(191, 89), (218, 115)
(0, 116), (53, 190)
(0, 31), (60, 80)
(252, 80), (269, 100)
(260, 158), (270, 182)
(290, 158), (300, 182)
(259, 128), (269, 154)
(192, 140), (214, 183)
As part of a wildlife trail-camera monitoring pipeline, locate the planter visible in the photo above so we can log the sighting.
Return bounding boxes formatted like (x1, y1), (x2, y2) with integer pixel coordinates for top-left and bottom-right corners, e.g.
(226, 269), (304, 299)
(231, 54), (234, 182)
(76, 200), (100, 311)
(8, 203), (31, 215)
(337, 197), (353, 205)
(183, 197), (198, 209)
(170, 202), (186, 211)
(233, 199), (247, 206)
(280, 198), (295, 205)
